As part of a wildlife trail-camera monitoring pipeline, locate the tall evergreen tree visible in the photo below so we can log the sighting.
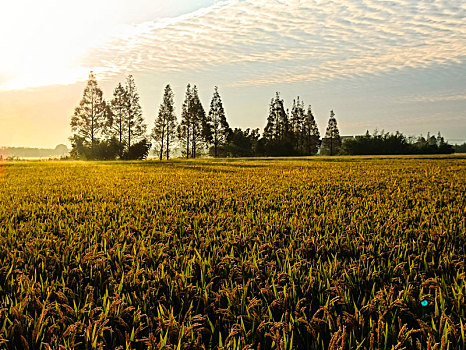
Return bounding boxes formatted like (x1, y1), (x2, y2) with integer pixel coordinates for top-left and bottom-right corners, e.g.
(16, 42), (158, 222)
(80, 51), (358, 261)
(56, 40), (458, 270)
(275, 93), (290, 140)
(106, 83), (127, 155)
(290, 97), (305, 154)
(208, 86), (230, 157)
(264, 92), (289, 141)
(263, 92), (293, 156)
(178, 84), (193, 158)
(303, 105), (320, 155)
(152, 84), (177, 160)
(70, 72), (106, 156)
(263, 97), (277, 141)
(190, 86), (207, 159)
(124, 75), (146, 150)
(321, 110), (341, 156)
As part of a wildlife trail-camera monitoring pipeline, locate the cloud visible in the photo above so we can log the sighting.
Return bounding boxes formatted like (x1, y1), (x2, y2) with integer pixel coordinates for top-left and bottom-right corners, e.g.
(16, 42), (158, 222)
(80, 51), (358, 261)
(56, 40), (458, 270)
(82, 0), (466, 87)
(402, 93), (466, 103)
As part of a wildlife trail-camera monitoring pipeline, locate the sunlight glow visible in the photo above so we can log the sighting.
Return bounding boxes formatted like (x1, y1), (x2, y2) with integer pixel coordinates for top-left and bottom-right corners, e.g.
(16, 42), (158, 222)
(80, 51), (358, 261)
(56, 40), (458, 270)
(0, 0), (215, 90)
(1, 0), (132, 90)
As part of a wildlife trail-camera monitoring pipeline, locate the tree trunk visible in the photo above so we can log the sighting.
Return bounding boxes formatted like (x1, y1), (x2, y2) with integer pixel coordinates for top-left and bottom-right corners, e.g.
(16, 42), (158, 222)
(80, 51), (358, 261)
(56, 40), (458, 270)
(91, 92), (95, 153)
(119, 108), (122, 144)
(214, 128), (218, 157)
(330, 133), (333, 156)
(192, 126), (196, 159)
(186, 127), (190, 159)
(159, 128), (164, 160)
(128, 114), (131, 151)
(166, 126), (170, 160)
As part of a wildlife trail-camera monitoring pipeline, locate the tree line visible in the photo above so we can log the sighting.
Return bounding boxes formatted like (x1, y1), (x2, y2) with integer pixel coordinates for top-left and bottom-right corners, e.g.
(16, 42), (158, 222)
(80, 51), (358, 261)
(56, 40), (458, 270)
(70, 73), (453, 159)
(70, 73), (237, 160)
(341, 131), (453, 155)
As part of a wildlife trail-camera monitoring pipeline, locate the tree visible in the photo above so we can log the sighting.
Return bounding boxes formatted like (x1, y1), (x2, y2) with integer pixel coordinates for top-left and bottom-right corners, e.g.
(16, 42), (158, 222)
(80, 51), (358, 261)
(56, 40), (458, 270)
(208, 86), (231, 157)
(220, 128), (260, 157)
(124, 75), (146, 151)
(302, 105), (320, 155)
(152, 84), (177, 160)
(289, 97), (306, 154)
(321, 110), (341, 156)
(190, 86), (208, 158)
(178, 84), (193, 158)
(341, 130), (453, 155)
(264, 92), (290, 141)
(124, 139), (152, 160)
(106, 83), (127, 157)
(263, 92), (293, 156)
(108, 83), (127, 143)
(70, 72), (107, 157)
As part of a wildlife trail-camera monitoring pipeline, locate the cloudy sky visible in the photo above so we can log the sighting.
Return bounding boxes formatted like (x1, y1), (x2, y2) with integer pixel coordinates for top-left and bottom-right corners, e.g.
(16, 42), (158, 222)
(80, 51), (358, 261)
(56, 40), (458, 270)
(0, 0), (465, 147)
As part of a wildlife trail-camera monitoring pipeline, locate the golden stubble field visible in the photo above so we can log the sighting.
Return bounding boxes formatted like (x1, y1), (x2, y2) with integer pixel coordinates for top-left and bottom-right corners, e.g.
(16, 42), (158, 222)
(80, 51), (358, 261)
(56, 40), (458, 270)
(0, 156), (465, 349)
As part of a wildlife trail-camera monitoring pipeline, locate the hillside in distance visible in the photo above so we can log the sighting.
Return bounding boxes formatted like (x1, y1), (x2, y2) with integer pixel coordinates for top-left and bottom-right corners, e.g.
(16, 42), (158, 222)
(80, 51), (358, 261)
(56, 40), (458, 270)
(0, 144), (68, 159)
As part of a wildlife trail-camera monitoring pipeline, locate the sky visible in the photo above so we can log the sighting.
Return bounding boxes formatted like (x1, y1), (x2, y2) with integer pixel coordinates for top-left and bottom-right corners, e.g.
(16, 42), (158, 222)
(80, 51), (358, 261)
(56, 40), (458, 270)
(0, 0), (465, 148)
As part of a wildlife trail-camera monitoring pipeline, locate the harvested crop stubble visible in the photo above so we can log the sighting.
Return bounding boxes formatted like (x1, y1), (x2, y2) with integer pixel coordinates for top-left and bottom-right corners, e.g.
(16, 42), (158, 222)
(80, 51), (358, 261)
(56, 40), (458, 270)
(0, 156), (465, 349)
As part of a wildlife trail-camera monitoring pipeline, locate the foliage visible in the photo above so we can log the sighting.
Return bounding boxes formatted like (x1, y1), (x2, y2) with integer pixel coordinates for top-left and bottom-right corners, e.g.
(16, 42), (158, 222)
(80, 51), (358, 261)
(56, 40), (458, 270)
(70, 73), (107, 154)
(107, 83), (128, 149)
(70, 74), (149, 160)
(321, 110), (341, 156)
(342, 131), (454, 155)
(453, 142), (466, 153)
(302, 105), (320, 155)
(124, 75), (147, 151)
(152, 85), (177, 160)
(69, 135), (124, 160)
(216, 128), (260, 157)
(178, 84), (193, 158)
(122, 138), (152, 160)
(289, 97), (306, 154)
(178, 84), (210, 158)
(207, 86), (231, 157)
(0, 157), (464, 348)
(262, 93), (320, 157)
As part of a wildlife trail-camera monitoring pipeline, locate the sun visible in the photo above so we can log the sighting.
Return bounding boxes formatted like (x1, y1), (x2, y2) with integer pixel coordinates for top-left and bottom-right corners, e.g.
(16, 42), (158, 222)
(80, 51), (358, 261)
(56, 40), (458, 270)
(0, 0), (120, 90)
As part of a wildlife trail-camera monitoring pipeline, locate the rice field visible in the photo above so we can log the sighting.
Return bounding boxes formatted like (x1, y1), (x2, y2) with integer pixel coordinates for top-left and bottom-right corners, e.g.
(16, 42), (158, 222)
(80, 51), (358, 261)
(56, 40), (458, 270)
(0, 156), (465, 349)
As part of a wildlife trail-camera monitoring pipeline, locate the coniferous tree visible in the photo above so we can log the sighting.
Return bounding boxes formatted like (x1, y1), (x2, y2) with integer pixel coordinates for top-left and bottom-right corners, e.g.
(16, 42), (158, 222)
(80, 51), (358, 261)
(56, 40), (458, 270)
(124, 75), (146, 151)
(163, 84), (177, 160)
(290, 97), (305, 154)
(190, 86), (207, 159)
(275, 93), (290, 140)
(108, 83), (126, 144)
(321, 110), (341, 156)
(106, 83), (127, 156)
(303, 105), (320, 155)
(264, 92), (289, 140)
(208, 86), (231, 157)
(263, 98), (277, 141)
(70, 72), (107, 158)
(178, 84), (193, 158)
(263, 92), (293, 156)
(152, 84), (177, 160)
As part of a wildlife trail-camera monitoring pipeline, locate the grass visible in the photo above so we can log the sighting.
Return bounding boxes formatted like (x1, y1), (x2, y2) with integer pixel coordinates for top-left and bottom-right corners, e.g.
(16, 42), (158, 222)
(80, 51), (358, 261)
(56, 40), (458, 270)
(0, 156), (465, 349)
